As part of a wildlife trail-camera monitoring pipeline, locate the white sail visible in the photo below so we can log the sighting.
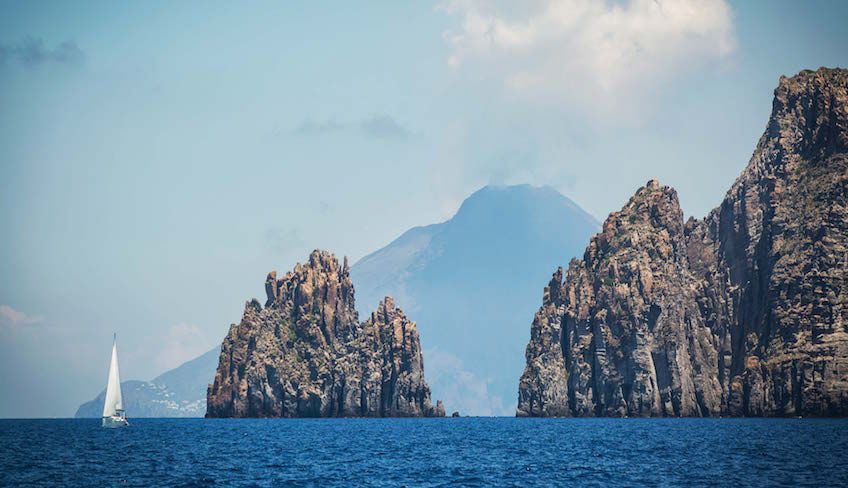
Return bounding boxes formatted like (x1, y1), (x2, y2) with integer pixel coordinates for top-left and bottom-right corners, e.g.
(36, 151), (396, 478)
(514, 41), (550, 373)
(102, 336), (124, 417)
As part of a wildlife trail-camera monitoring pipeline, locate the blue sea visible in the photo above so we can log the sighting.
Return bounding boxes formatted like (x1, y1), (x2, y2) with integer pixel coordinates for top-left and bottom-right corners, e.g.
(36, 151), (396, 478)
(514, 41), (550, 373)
(1, 418), (847, 487)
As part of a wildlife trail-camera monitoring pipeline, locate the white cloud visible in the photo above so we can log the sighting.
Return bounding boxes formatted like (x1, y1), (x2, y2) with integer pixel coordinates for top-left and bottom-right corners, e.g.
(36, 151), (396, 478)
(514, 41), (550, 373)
(440, 0), (735, 114)
(0, 305), (42, 329)
(155, 323), (213, 372)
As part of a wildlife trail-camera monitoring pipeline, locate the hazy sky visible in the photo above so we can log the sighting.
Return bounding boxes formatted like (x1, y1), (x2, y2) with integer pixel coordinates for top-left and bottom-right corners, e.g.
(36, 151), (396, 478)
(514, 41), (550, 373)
(1, 0), (846, 417)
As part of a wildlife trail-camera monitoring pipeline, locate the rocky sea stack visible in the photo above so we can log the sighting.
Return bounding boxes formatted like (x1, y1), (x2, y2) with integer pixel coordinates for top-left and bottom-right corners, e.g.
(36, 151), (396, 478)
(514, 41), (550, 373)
(518, 67), (848, 417)
(206, 250), (444, 418)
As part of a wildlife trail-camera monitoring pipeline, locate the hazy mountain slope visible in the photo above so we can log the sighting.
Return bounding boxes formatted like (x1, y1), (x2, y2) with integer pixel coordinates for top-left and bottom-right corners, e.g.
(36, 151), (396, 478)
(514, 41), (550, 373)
(75, 348), (219, 418)
(352, 184), (599, 415)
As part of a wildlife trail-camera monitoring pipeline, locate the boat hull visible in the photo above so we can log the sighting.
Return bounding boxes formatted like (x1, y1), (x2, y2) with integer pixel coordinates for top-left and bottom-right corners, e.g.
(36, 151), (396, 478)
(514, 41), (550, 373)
(102, 415), (129, 428)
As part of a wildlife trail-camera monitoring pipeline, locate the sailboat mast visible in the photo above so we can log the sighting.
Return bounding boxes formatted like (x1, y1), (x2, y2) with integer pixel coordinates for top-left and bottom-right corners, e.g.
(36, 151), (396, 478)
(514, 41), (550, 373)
(102, 333), (124, 417)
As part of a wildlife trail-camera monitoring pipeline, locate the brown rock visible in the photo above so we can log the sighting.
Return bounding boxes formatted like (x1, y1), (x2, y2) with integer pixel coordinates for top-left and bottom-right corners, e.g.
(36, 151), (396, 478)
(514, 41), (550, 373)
(518, 67), (848, 417)
(518, 181), (722, 417)
(689, 67), (848, 416)
(264, 271), (278, 307)
(206, 250), (443, 418)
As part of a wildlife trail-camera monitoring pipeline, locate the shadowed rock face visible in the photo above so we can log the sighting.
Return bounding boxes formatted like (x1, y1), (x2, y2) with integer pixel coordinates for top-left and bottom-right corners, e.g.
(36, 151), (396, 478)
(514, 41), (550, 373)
(519, 67), (848, 417)
(689, 68), (848, 416)
(206, 250), (444, 418)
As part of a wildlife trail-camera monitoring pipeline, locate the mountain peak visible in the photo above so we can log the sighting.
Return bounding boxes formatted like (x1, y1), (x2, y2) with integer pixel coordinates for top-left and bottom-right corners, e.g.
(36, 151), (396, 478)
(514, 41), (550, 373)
(770, 67), (847, 155)
(462, 183), (567, 205)
(351, 184), (600, 416)
(452, 184), (599, 230)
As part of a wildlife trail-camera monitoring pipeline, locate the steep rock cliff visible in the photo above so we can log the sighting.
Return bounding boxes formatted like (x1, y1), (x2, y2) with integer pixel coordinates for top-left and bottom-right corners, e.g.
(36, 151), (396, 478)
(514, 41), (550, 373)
(518, 181), (722, 417)
(519, 67), (848, 417)
(687, 67), (848, 416)
(206, 250), (444, 418)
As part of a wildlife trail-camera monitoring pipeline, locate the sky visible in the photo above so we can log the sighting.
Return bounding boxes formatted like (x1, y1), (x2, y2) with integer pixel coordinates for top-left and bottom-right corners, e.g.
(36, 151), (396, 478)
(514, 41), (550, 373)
(1, 0), (846, 418)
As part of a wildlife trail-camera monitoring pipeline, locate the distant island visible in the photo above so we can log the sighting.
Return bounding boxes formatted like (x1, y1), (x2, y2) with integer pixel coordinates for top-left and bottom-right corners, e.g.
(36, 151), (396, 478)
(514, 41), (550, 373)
(519, 68), (848, 417)
(75, 348), (217, 418)
(352, 184), (599, 415)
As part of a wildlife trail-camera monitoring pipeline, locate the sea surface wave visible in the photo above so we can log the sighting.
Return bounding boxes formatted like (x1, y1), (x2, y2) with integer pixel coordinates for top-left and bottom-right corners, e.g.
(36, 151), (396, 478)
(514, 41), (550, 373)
(1, 418), (846, 487)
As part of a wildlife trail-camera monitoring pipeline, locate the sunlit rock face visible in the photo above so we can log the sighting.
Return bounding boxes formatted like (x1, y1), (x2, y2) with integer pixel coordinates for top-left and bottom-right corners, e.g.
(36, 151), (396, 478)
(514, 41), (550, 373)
(206, 250), (443, 418)
(518, 181), (722, 418)
(519, 68), (848, 417)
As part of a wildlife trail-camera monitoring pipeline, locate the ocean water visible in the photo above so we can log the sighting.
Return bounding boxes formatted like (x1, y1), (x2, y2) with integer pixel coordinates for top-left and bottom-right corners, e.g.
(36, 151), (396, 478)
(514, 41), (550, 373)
(1, 418), (847, 487)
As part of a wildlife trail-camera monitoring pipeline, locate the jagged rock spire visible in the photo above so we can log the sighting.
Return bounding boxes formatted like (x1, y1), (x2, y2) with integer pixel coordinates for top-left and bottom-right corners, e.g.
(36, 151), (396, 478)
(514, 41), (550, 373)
(207, 250), (443, 418)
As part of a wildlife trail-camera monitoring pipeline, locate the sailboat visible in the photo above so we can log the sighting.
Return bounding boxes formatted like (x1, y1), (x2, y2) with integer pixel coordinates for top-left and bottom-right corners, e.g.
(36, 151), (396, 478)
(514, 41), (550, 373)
(102, 334), (129, 428)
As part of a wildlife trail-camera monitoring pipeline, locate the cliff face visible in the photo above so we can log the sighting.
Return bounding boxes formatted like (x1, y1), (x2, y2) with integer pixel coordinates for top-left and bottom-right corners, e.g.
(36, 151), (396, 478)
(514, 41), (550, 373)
(206, 250), (444, 418)
(688, 68), (848, 416)
(518, 67), (848, 417)
(518, 181), (722, 417)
